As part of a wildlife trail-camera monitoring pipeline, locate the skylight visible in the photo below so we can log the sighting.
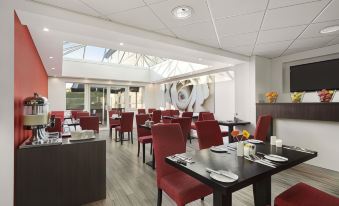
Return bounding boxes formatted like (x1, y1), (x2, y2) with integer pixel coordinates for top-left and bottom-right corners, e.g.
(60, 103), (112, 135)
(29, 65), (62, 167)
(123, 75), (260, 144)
(63, 42), (210, 78)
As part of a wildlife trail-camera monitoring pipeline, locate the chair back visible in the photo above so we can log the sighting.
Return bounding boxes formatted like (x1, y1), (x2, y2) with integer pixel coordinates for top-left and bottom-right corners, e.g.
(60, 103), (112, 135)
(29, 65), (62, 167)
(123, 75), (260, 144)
(202, 113), (215, 120)
(171, 117), (192, 140)
(182, 112), (193, 118)
(77, 111), (90, 119)
(109, 110), (120, 117)
(148, 108), (156, 114)
(161, 110), (171, 117)
(46, 117), (62, 133)
(195, 120), (223, 149)
(79, 116), (99, 133)
(71, 110), (82, 120)
(152, 124), (185, 186)
(136, 114), (152, 138)
(137, 109), (146, 114)
(51, 111), (64, 122)
(109, 110), (120, 127)
(198, 112), (210, 121)
(152, 110), (161, 124)
(254, 115), (272, 141)
(170, 110), (180, 116)
(120, 112), (134, 132)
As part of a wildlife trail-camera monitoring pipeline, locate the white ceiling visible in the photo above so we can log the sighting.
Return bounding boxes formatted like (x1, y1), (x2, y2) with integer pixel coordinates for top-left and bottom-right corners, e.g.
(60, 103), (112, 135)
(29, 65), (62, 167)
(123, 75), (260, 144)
(29, 0), (339, 59)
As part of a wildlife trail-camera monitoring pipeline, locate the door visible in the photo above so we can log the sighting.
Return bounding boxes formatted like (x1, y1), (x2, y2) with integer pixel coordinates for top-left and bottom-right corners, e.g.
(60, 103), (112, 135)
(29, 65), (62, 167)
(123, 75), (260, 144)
(90, 85), (108, 128)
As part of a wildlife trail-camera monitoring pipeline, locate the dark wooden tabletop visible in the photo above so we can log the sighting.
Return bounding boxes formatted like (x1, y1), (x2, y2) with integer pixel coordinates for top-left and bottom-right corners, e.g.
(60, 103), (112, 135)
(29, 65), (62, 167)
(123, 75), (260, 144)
(218, 120), (251, 127)
(166, 144), (317, 193)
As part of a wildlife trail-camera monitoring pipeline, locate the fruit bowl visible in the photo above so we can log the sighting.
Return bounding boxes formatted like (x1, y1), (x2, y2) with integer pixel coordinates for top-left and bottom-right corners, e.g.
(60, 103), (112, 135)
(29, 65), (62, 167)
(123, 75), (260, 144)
(290, 92), (305, 103)
(265, 92), (278, 103)
(317, 89), (335, 103)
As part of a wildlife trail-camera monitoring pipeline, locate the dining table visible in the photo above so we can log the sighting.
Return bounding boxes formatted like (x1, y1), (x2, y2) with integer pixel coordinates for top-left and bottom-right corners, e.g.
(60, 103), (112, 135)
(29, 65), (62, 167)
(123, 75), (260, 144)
(63, 119), (80, 130)
(218, 120), (251, 142)
(166, 143), (317, 206)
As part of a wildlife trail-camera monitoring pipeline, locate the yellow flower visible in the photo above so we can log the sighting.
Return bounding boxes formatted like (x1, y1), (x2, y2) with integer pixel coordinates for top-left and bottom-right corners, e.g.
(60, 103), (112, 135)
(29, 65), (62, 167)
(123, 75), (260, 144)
(242, 130), (250, 139)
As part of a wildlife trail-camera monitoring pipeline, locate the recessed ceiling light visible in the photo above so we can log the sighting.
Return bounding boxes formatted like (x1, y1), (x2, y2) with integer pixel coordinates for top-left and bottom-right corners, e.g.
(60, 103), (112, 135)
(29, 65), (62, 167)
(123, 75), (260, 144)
(49, 56), (54, 59)
(43, 27), (49, 32)
(320, 26), (339, 34)
(198, 58), (203, 61)
(51, 67), (55, 70)
(172, 6), (193, 19)
(119, 42), (124, 46)
(228, 64), (234, 67)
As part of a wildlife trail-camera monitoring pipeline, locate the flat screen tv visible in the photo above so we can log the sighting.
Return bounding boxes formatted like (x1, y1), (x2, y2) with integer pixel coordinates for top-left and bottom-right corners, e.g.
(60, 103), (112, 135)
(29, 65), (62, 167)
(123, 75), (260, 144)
(290, 58), (339, 92)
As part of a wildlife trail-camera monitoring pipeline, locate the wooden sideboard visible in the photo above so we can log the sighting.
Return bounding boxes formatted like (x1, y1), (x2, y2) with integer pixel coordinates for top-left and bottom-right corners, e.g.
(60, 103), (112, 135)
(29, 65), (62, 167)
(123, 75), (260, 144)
(256, 103), (339, 122)
(15, 139), (106, 206)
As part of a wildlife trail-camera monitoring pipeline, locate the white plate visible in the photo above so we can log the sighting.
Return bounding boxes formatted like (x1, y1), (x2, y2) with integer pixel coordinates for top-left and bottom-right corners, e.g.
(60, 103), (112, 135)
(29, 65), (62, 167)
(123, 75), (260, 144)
(264, 154), (288, 162)
(210, 145), (228, 153)
(69, 136), (96, 141)
(247, 139), (263, 144)
(210, 170), (238, 183)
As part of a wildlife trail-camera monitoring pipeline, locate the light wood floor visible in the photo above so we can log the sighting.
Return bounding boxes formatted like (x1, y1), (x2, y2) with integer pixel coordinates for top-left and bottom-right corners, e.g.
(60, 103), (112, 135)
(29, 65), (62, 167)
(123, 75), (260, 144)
(85, 130), (339, 206)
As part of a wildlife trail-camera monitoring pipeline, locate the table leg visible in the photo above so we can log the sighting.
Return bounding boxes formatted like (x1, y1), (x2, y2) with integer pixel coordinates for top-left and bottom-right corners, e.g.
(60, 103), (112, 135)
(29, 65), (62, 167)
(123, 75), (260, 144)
(213, 190), (232, 206)
(253, 176), (271, 206)
(228, 126), (234, 143)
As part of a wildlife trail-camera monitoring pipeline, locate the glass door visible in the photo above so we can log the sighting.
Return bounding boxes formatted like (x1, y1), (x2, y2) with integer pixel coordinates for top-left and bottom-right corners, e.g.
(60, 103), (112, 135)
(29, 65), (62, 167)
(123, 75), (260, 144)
(90, 85), (108, 128)
(110, 87), (126, 111)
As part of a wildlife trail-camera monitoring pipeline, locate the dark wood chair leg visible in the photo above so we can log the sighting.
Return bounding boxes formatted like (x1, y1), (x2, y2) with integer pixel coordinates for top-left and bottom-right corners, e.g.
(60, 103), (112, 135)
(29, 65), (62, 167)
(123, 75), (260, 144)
(131, 131), (133, 144)
(150, 143), (153, 155)
(120, 132), (123, 145)
(201, 197), (204, 201)
(152, 149), (155, 169)
(137, 142), (140, 157)
(109, 127), (112, 138)
(115, 130), (118, 142)
(189, 134), (192, 144)
(142, 143), (146, 163)
(157, 188), (162, 206)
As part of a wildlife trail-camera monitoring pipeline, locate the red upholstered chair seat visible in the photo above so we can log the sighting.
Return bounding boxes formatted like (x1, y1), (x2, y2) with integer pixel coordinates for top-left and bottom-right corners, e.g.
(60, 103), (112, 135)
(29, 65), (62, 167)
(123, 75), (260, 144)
(159, 172), (212, 206)
(221, 131), (228, 137)
(138, 135), (152, 144)
(275, 183), (339, 206)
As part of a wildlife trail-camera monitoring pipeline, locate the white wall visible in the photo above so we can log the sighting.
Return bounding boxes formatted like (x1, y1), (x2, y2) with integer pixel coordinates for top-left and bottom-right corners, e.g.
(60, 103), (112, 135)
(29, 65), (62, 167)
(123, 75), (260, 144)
(48, 77), (66, 111)
(0, 2), (14, 206)
(270, 44), (339, 171)
(62, 60), (150, 82)
(214, 80), (235, 120)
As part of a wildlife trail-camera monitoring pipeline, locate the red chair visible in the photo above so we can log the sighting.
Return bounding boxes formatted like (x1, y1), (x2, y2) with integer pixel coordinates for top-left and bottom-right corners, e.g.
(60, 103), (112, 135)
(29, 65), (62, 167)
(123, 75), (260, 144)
(77, 111), (90, 119)
(162, 110), (172, 123)
(136, 114), (153, 163)
(253, 115), (272, 141)
(148, 108), (156, 114)
(79, 116), (99, 133)
(138, 109), (146, 114)
(191, 112), (210, 130)
(170, 110), (180, 117)
(152, 110), (161, 124)
(152, 124), (212, 206)
(202, 113), (228, 137)
(171, 117), (192, 144)
(161, 110), (171, 117)
(51, 111), (64, 123)
(195, 120), (223, 150)
(275, 182), (339, 206)
(109, 110), (120, 138)
(182, 112), (193, 118)
(116, 112), (134, 145)
(46, 117), (62, 133)
(71, 110), (82, 120)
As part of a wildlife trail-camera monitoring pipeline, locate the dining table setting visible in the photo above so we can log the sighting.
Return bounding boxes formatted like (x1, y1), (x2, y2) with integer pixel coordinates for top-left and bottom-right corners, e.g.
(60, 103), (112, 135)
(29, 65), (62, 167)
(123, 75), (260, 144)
(166, 141), (317, 206)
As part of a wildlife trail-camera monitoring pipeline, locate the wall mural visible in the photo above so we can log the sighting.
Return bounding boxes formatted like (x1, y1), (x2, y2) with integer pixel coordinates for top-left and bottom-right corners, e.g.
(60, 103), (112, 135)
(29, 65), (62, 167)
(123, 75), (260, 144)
(162, 75), (215, 112)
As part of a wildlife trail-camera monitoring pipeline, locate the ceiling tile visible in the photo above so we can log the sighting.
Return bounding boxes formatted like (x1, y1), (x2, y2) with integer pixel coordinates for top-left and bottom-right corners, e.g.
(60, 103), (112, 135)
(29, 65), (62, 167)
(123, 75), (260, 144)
(257, 25), (307, 44)
(81, 0), (145, 16)
(209, 0), (268, 19)
(286, 36), (335, 54)
(225, 45), (254, 56)
(300, 19), (339, 39)
(149, 0), (211, 28)
(327, 36), (339, 46)
(33, 0), (102, 17)
(315, 0), (339, 22)
(262, 0), (329, 30)
(254, 40), (292, 58)
(220, 32), (257, 48)
(268, 0), (323, 9)
(143, 0), (167, 4)
(216, 12), (264, 36)
(153, 28), (176, 37)
(171, 21), (219, 47)
(108, 6), (166, 31)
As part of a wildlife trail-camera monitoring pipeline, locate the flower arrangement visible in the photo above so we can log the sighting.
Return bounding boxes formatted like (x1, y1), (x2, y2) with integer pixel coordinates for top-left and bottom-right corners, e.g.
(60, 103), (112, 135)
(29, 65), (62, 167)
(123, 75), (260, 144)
(265, 91), (278, 103)
(317, 89), (335, 103)
(232, 130), (250, 142)
(291, 92), (305, 103)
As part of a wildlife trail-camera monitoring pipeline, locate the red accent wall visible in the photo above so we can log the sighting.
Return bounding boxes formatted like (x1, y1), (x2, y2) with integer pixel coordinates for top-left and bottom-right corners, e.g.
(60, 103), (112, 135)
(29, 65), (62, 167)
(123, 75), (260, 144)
(14, 13), (48, 148)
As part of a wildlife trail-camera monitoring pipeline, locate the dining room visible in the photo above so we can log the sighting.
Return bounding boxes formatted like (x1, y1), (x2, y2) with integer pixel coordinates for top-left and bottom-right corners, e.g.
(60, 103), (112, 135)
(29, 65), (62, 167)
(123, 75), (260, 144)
(2, 0), (339, 206)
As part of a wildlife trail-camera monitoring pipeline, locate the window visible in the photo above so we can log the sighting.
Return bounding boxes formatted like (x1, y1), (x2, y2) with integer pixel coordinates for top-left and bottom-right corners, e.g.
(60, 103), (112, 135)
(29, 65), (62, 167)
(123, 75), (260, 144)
(129, 87), (143, 109)
(66, 83), (85, 110)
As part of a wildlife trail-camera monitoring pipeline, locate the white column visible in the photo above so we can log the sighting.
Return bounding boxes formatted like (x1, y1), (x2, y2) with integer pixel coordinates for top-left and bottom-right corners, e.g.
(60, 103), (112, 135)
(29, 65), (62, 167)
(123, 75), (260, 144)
(0, 2), (14, 206)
